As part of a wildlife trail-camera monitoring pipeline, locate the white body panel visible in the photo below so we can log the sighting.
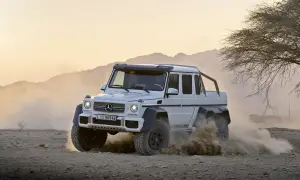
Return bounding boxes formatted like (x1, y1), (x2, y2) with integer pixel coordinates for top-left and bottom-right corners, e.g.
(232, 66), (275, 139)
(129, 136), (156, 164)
(162, 95), (182, 126)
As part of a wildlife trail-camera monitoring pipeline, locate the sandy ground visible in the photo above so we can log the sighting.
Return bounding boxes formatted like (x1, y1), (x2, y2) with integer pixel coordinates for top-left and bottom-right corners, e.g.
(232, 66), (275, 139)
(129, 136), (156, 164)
(0, 128), (300, 180)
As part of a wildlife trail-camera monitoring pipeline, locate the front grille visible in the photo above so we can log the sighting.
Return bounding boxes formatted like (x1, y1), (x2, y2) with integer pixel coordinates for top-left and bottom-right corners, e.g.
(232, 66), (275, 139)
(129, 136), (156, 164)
(93, 102), (125, 113)
(93, 118), (122, 126)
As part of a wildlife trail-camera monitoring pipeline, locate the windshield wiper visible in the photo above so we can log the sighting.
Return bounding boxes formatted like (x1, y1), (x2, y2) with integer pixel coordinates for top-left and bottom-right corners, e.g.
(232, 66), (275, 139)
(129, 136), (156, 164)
(143, 89), (150, 93)
(131, 84), (150, 93)
(111, 85), (129, 92)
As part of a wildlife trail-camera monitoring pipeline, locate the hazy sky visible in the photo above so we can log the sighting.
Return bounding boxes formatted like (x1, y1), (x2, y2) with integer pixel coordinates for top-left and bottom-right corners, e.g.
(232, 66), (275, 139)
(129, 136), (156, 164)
(0, 0), (273, 85)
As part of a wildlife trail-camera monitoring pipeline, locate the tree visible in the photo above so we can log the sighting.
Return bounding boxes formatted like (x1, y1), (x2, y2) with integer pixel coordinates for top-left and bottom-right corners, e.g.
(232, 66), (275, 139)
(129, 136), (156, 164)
(220, 0), (300, 114)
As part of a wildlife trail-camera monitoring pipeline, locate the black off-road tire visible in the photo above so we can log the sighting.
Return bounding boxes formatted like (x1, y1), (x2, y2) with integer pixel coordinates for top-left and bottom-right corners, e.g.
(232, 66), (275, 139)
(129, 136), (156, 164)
(206, 114), (229, 140)
(71, 125), (108, 152)
(134, 120), (170, 155)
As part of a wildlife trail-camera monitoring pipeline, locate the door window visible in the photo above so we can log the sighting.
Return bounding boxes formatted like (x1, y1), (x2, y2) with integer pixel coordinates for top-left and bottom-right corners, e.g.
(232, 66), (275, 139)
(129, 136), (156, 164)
(194, 75), (201, 95)
(182, 75), (193, 94)
(168, 74), (179, 92)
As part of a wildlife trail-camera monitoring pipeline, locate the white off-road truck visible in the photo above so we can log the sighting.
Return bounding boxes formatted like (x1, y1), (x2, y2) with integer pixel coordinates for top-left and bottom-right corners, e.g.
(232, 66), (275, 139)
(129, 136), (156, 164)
(71, 63), (231, 155)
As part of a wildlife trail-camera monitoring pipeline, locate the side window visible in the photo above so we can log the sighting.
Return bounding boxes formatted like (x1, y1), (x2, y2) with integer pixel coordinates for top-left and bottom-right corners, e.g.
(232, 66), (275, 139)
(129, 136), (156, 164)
(194, 75), (201, 95)
(114, 71), (125, 86)
(168, 74), (179, 91)
(110, 71), (125, 87)
(182, 75), (193, 94)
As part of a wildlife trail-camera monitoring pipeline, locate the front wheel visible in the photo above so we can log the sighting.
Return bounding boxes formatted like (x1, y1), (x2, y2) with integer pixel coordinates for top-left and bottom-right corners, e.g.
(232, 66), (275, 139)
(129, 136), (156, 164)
(71, 125), (108, 152)
(134, 120), (170, 155)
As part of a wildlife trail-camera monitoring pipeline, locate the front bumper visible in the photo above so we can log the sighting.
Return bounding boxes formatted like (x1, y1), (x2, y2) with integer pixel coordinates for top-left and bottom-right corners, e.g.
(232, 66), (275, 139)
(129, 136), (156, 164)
(78, 112), (144, 132)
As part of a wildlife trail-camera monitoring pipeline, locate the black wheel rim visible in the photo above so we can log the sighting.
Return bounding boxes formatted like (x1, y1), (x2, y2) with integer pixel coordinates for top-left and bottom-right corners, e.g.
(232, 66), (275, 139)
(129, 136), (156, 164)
(217, 132), (227, 140)
(148, 129), (164, 150)
(217, 124), (228, 140)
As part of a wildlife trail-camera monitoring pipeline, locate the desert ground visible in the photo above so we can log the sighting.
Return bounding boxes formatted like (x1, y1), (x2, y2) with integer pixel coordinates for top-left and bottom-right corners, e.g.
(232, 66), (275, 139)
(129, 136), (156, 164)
(1, 126), (300, 180)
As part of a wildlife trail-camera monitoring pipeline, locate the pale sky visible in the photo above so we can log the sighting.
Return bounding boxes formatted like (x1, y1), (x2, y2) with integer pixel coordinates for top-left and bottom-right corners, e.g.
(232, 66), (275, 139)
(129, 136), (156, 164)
(0, 0), (274, 85)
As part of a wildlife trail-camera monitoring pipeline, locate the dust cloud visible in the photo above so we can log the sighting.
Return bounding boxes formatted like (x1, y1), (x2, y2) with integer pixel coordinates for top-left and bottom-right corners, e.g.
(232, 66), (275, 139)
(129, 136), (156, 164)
(222, 122), (293, 155)
(65, 117), (293, 155)
(66, 129), (77, 152)
(163, 118), (293, 156)
(101, 133), (135, 153)
(163, 122), (222, 155)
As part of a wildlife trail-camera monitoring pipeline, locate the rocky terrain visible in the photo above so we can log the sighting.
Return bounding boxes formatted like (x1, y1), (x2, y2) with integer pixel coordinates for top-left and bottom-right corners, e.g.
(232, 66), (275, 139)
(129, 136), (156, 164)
(0, 127), (300, 180)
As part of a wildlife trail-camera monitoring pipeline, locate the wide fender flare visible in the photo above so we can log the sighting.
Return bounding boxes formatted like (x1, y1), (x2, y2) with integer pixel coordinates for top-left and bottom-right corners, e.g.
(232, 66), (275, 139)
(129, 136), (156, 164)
(141, 107), (168, 132)
(73, 104), (83, 127)
(198, 106), (231, 124)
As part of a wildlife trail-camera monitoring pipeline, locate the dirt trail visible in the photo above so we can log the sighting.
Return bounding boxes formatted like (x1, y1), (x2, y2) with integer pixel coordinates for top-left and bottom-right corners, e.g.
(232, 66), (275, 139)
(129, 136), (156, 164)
(1, 127), (300, 180)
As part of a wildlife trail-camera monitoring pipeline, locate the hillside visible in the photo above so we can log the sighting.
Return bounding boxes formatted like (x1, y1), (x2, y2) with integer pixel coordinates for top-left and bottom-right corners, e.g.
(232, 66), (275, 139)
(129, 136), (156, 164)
(0, 49), (298, 130)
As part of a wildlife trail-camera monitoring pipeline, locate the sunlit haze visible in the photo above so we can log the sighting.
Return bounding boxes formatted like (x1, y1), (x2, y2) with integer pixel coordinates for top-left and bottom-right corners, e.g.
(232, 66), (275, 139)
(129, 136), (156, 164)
(0, 0), (273, 85)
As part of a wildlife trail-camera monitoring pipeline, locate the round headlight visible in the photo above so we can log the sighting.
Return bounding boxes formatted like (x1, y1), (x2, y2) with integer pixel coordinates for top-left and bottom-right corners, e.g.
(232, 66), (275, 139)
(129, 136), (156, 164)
(130, 104), (138, 113)
(84, 101), (91, 109)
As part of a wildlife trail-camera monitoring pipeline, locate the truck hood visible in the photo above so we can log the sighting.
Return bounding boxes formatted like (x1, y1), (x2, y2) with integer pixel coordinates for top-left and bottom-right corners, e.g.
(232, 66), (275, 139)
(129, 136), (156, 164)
(92, 92), (161, 102)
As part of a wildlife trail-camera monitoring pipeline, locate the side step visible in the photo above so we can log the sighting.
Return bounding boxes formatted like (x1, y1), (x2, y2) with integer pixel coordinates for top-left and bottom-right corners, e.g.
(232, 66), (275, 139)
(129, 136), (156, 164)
(170, 127), (196, 133)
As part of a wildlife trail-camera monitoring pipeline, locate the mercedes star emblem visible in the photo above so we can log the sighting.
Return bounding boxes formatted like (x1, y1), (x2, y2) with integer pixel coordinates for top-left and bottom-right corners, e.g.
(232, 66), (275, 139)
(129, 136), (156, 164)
(105, 104), (113, 112)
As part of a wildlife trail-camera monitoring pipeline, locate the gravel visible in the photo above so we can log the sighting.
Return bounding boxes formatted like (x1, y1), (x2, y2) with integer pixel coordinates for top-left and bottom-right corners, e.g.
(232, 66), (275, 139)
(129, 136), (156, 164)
(1, 128), (300, 180)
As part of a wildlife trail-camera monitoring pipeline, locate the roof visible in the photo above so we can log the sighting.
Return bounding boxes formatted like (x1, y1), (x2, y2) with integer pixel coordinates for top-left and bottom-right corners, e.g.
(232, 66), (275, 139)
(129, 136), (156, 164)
(158, 64), (200, 73)
(113, 63), (200, 73)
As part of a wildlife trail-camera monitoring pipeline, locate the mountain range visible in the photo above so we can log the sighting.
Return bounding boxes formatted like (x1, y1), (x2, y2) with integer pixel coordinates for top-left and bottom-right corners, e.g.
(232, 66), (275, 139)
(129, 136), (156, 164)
(0, 49), (298, 130)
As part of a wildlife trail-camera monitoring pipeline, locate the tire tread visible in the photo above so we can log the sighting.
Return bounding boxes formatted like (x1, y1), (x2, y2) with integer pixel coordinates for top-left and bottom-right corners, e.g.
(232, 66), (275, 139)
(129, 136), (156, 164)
(134, 120), (170, 155)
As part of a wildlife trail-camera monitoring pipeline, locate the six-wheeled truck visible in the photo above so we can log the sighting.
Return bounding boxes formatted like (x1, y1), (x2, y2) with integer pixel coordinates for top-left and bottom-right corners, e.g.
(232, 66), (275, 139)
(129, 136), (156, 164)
(71, 63), (231, 155)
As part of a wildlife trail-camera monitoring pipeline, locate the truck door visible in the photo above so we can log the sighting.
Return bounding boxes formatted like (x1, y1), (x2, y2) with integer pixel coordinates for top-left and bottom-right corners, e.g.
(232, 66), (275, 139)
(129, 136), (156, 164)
(162, 73), (182, 127)
(180, 73), (197, 126)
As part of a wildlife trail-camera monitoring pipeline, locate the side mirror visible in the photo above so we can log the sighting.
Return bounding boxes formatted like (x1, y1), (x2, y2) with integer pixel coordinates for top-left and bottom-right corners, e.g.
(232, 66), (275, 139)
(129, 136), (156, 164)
(100, 84), (107, 91)
(166, 88), (179, 95)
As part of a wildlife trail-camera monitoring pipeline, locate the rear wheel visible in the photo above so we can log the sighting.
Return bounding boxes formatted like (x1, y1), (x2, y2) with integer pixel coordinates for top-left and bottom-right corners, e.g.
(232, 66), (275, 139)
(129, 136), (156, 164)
(71, 125), (108, 151)
(134, 119), (170, 155)
(206, 114), (229, 140)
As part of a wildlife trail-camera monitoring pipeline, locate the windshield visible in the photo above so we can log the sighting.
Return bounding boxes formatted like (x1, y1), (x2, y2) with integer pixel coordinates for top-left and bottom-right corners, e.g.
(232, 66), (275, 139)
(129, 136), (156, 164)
(108, 70), (167, 91)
